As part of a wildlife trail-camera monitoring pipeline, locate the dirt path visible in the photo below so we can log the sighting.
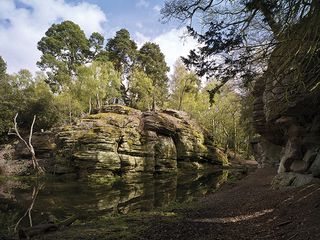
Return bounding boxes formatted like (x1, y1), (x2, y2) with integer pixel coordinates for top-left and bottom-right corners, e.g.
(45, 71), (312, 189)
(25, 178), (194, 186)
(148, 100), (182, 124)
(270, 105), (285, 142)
(139, 168), (320, 240)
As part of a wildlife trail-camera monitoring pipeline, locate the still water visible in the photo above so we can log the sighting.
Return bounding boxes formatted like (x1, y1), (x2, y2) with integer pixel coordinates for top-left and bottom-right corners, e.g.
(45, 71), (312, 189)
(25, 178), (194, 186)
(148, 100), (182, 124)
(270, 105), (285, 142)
(0, 170), (229, 235)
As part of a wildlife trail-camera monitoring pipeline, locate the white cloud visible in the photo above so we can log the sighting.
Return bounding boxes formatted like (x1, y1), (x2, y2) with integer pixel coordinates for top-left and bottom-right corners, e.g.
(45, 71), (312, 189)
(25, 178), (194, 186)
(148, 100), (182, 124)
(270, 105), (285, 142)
(0, 0), (107, 73)
(135, 31), (151, 48)
(153, 28), (198, 75)
(136, 0), (149, 8)
(134, 28), (198, 75)
(153, 5), (161, 13)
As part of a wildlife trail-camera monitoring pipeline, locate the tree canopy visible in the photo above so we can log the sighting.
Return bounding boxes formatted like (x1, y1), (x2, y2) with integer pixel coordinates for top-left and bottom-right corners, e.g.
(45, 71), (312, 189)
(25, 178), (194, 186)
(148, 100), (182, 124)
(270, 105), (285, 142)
(161, 0), (319, 102)
(106, 29), (137, 75)
(37, 21), (91, 91)
(170, 60), (200, 110)
(137, 42), (170, 108)
(0, 56), (6, 79)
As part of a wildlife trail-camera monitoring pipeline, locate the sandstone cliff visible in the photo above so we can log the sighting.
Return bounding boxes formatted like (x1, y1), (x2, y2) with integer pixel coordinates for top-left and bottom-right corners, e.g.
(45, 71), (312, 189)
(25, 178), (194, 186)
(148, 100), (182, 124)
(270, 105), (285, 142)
(252, 10), (320, 186)
(50, 105), (228, 179)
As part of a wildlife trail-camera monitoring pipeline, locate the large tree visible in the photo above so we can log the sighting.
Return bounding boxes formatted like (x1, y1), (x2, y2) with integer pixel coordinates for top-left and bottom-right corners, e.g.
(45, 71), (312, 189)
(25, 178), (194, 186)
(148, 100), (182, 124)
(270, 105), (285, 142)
(37, 21), (90, 92)
(89, 32), (105, 59)
(161, 0), (319, 102)
(105, 29), (138, 103)
(106, 29), (137, 75)
(137, 42), (170, 108)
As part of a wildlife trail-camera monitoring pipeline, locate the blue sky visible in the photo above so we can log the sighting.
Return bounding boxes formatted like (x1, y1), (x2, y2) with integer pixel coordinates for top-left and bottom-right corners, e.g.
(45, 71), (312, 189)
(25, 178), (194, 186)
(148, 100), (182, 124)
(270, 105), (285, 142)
(66, 0), (180, 38)
(0, 0), (197, 74)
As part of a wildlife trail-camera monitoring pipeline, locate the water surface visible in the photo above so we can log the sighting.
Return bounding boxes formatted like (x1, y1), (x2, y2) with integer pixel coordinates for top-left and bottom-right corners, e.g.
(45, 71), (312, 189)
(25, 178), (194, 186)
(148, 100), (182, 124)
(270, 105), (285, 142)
(0, 170), (230, 235)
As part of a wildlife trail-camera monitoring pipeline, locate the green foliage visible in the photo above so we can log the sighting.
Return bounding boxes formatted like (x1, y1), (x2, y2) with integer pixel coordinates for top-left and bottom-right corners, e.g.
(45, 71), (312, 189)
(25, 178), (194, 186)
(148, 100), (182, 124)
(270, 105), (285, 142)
(105, 29), (138, 104)
(89, 32), (105, 58)
(20, 74), (60, 131)
(0, 69), (33, 137)
(169, 74), (253, 153)
(137, 42), (170, 107)
(106, 29), (137, 74)
(37, 21), (90, 92)
(0, 70), (59, 140)
(162, 0), (318, 102)
(0, 56), (6, 79)
(128, 68), (154, 110)
(169, 60), (200, 110)
(75, 61), (121, 112)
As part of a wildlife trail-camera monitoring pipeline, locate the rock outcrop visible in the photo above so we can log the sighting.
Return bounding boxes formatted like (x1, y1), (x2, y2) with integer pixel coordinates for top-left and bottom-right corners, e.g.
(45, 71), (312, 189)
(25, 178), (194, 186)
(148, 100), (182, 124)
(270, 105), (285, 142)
(252, 10), (320, 186)
(52, 105), (228, 179)
(250, 136), (282, 168)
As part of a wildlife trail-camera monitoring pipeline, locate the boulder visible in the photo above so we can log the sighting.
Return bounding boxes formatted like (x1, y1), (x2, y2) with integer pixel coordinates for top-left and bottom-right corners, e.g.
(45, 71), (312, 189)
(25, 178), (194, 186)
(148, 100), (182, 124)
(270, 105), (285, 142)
(250, 136), (282, 168)
(272, 172), (320, 188)
(310, 153), (320, 177)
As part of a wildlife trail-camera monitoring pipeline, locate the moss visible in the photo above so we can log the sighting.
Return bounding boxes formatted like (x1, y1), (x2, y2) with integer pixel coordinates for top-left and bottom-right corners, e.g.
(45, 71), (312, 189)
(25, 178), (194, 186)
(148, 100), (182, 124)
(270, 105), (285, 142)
(40, 210), (180, 240)
(215, 149), (230, 166)
(87, 172), (120, 184)
(86, 113), (112, 119)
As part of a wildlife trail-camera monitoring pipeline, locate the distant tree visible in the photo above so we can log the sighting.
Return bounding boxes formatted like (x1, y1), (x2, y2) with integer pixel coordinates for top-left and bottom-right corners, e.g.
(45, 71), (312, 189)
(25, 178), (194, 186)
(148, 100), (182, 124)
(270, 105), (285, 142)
(0, 56), (6, 79)
(0, 57), (12, 138)
(0, 69), (33, 137)
(21, 73), (59, 131)
(76, 61), (121, 113)
(105, 29), (138, 103)
(128, 68), (154, 110)
(0, 69), (59, 140)
(37, 21), (90, 92)
(89, 32), (105, 59)
(170, 60), (200, 110)
(137, 42), (169, 109)
(106, 29), (137, 74)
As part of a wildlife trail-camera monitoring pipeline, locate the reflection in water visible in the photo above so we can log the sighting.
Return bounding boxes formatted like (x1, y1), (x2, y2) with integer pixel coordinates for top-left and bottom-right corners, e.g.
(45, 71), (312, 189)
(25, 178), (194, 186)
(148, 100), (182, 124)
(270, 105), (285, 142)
(0, 170), (228, 234)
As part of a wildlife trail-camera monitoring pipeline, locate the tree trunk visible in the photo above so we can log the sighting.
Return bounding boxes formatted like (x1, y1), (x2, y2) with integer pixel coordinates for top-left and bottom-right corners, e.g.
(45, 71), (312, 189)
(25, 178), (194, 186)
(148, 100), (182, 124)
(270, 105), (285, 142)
(96, 93), (101, 112)
(152, 94), (156, 112)
(88, 97), (92, 115)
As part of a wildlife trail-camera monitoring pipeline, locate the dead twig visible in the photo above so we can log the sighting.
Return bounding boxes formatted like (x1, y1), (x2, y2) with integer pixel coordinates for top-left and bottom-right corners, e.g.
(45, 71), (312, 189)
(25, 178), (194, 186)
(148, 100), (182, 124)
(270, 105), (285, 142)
(276, 220), (292, 227)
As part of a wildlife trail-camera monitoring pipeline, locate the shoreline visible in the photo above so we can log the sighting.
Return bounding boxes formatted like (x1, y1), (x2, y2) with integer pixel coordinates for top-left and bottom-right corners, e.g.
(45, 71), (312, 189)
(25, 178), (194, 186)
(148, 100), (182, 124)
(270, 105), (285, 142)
(139, 167), (320, 240)
(2, 167), (319, 239)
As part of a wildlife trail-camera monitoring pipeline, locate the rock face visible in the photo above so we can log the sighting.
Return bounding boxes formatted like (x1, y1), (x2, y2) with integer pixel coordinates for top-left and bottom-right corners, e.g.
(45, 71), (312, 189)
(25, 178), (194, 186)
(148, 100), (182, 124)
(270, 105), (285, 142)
(53, 105), (228, 179)
(252, 10), (320, 184)
(250, 137), (282, 168)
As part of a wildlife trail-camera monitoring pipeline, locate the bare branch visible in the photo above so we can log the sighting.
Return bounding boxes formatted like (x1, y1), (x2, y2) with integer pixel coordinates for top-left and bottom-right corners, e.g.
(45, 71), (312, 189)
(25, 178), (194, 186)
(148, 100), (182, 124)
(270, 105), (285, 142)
(9, 113), (44, 174)
(29, 115), (36, 148)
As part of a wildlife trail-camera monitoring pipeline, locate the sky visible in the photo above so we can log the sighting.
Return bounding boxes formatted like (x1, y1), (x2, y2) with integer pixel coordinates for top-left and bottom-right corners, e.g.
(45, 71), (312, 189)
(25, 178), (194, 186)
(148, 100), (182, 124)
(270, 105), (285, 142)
(0, 0), (198, 75)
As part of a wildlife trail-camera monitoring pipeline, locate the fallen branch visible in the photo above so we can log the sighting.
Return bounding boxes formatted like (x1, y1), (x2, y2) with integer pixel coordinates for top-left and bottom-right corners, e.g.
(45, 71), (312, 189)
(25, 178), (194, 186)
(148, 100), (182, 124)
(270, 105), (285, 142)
(18, 215), (77, 239)
(288, 233), (298, 240)
(276, 220), (292, 227)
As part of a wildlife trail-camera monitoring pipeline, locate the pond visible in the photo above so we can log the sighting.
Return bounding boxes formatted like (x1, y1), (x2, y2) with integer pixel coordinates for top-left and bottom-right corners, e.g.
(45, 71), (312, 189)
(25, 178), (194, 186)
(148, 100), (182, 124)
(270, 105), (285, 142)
(0, 169), (232, 236)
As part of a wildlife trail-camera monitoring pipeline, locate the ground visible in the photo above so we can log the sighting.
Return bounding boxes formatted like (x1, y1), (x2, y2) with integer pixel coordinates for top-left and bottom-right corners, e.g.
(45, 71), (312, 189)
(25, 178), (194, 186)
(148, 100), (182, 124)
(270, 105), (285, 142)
(139, 168), (320, 240)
